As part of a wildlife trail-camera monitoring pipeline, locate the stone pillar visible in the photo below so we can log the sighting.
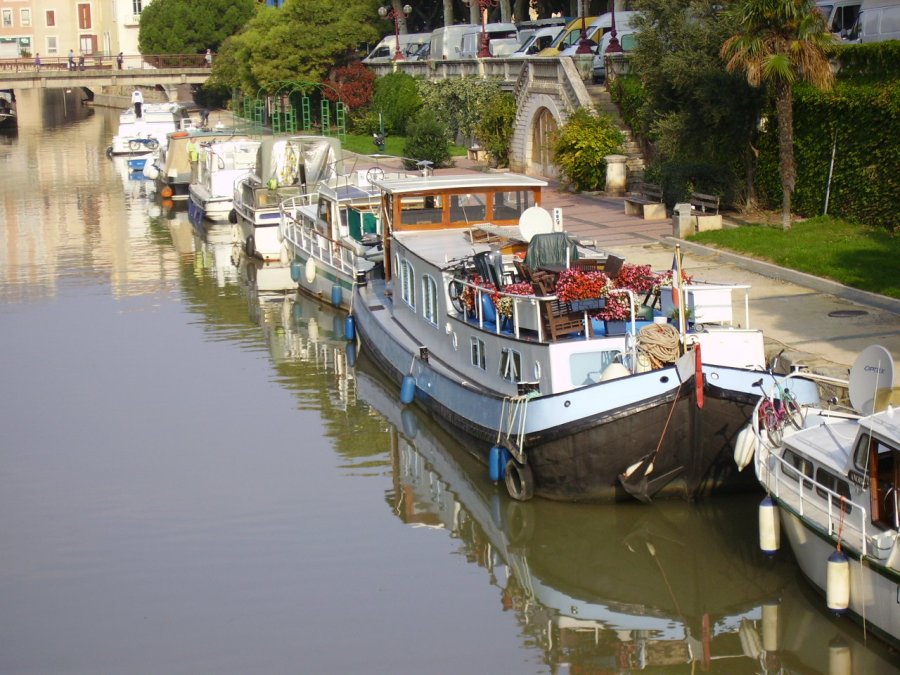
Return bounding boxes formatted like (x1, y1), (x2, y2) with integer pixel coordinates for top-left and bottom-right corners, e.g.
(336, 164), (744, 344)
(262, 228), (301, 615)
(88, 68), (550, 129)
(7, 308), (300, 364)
(605, 154), (627, 195)
(672, 203), (694, 238)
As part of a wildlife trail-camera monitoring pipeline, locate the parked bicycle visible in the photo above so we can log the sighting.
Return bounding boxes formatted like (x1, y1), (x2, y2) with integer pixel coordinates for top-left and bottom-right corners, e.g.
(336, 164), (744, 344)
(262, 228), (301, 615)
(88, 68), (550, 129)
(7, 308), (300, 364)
(128, 136), (159, 152)
(753, 370), (805, 446)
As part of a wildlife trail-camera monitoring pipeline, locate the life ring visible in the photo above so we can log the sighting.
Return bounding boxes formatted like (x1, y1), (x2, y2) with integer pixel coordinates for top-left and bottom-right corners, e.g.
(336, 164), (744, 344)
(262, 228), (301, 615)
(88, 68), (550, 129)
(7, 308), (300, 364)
(505, 458), (534, 501)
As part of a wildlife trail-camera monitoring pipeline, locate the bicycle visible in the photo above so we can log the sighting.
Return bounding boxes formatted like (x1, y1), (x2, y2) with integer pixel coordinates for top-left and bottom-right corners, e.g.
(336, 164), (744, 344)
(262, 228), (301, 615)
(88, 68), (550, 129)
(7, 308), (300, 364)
(128, 136), (159, 152)
(753, 372), (805, 446)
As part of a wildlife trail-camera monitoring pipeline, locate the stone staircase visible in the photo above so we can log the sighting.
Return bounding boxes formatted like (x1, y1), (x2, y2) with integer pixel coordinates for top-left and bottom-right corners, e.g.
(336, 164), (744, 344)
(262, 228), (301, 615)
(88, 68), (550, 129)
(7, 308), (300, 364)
(584, 83), (646, 191)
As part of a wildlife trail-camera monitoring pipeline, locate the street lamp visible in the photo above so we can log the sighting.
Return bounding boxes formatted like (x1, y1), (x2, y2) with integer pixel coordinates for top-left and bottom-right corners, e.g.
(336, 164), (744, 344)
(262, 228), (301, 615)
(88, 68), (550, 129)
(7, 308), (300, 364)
(606, 3), (623, 54)
(378, 4), (413, 61)
(462, 0), (498, 58)
(575, 0), (592, 55)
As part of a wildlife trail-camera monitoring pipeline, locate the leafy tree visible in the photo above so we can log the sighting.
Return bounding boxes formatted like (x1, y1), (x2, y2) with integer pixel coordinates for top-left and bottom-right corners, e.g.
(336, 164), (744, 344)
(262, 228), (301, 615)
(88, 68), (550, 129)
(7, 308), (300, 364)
(372, 72), (421, 135)
(630, 0), (763, 207)
(211, 0), (381, 93)
(323, 62), (376, 110)
(473, 91), (517, 168)
(138, 0), (257, 54)
(416, 78), (507, 145)
(403, 110), (452, 169)
(552, 107), (624, 192)
(721, 0), (835, 229)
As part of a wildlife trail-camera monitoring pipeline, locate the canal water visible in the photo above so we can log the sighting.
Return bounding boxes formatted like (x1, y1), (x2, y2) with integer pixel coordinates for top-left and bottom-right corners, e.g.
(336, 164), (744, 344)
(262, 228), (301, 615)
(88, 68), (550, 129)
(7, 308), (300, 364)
(1, 90), (896, 674)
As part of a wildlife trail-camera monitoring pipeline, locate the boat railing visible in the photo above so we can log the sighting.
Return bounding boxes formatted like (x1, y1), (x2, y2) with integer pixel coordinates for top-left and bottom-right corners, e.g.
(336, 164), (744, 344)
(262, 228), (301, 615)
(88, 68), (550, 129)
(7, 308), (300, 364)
(452, 276), (637, 345)
(279, 200), (358, 276)
(755, 425), (871, 557)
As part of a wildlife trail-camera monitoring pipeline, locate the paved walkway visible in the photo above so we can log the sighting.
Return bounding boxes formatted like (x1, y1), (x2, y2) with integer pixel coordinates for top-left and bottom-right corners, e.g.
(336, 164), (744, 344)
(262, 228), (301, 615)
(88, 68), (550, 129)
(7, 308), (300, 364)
(450, 157), (900, 375)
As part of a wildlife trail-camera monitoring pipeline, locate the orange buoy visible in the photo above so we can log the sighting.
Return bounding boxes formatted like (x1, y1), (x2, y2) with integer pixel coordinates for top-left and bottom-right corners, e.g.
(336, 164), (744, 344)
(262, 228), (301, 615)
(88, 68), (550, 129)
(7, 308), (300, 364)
(695, 343), (704, 409)
(160, 186), (173, 198)
(171, 131), (189, 138)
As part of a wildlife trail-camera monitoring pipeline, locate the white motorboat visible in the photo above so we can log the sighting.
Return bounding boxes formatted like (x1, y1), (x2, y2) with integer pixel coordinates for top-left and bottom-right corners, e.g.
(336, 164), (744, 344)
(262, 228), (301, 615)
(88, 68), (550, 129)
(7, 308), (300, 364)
(106, 102), (192, 156)
(746, 344), (899, 648)
(233, 136), (341, 262)
(0, 91), (16, 129)
(188, 138), (261, 223)
(345, 171), (817, 502)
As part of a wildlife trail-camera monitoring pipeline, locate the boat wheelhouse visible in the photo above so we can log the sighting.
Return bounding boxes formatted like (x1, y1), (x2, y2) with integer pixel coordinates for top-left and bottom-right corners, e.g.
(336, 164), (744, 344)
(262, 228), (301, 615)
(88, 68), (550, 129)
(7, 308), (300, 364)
(107, 102), (192, 156)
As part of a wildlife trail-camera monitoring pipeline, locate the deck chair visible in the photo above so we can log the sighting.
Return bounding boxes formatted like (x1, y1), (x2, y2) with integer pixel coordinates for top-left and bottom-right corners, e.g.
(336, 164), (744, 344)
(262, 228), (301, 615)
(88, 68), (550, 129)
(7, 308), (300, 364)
(473, 250), (505, 289)
(603, 254), (625, 280)
(524, 232), (579, 271)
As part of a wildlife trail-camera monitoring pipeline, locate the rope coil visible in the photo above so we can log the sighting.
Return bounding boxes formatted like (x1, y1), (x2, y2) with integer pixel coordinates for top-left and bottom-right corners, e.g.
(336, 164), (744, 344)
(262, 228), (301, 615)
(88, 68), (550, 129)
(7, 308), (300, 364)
(636, 324), (681, 368)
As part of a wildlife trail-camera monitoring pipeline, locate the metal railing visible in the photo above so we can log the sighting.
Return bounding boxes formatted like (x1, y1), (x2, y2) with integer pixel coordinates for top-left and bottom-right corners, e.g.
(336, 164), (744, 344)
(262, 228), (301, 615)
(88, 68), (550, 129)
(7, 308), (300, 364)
(0, 53), (210, 72)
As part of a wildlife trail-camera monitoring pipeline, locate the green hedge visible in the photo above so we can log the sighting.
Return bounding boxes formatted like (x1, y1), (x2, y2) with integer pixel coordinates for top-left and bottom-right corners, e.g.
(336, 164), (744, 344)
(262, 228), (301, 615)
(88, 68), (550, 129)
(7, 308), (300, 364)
(754, 80), (900, 229)
(834, 41), (900, 83)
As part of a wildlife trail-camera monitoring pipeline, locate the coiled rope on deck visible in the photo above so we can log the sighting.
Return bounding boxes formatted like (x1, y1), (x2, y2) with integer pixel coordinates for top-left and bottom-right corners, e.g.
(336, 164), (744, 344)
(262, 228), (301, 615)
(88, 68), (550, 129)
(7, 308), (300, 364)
(637, 324), (681, 368)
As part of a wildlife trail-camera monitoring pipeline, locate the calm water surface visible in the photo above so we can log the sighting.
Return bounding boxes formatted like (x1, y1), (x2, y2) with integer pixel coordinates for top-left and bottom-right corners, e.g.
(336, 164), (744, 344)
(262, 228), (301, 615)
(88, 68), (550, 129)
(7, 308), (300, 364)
(1, 90), (897, 674)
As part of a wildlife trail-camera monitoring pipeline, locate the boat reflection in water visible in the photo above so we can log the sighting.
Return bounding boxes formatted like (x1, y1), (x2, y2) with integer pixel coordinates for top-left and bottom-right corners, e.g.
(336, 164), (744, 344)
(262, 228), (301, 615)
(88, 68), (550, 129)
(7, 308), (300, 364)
(355, 357), (900, 673)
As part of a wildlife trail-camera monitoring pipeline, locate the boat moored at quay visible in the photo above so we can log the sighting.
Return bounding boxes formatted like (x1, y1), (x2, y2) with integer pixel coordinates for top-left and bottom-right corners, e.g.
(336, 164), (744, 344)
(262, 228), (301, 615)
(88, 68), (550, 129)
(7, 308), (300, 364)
(744, 345), (899, 649)
(106, 102), (192, 157)
(342, 171), (819, 502)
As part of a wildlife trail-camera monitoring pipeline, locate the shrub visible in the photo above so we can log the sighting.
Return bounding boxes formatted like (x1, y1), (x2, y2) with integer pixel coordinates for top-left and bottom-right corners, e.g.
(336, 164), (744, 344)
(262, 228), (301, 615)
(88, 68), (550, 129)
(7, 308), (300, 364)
(552, 107), (624, 192)
(372, 71), (421, 135)
(322, 62), (375, 110)
(417, 78), (506, 145)
(403, 110), (452, 169)
(473, 92), (516, 168)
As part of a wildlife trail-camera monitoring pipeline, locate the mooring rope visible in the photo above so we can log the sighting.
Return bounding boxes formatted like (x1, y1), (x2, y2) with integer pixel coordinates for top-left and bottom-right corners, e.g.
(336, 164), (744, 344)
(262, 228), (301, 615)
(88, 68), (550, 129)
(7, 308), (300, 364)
(637, 323), (681, 368)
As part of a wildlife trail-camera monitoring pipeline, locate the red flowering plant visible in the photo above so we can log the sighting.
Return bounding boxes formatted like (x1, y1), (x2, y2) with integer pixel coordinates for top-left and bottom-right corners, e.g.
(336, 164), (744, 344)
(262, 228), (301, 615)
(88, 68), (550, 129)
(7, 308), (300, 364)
(460, 274), (499, 314)
(496, 281), (534, 318)
(596, 264), (656, 321)
(653, 268), (694, 292)
(554, 269), (609, 303)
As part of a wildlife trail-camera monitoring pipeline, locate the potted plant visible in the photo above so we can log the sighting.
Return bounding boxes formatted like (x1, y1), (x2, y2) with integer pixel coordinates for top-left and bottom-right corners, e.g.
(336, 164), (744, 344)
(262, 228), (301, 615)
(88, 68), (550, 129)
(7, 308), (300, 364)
(554, 268), (609, 309)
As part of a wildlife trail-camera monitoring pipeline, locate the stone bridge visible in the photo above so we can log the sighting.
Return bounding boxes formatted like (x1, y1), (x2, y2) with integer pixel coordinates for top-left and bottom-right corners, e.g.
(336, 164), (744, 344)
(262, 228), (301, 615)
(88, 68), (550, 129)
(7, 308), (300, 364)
(0, 67), (210, 93)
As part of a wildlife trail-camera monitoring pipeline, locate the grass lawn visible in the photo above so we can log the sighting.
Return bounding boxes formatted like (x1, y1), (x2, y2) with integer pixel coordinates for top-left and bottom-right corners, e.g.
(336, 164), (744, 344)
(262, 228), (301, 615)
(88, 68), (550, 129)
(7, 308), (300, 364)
(690, 216), (900, 299)
(341, 133), (468, 158)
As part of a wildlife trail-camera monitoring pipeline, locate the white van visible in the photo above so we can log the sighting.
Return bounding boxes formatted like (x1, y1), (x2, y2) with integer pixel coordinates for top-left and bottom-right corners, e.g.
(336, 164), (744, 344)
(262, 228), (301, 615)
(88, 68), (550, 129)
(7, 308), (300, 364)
(363, 32), (432, 63)
(815, 0), (862, 38)
(458, 23), (519, 59)
(592, 29), (637, 83)
(430, 24), (479, 60)
(559, 11), (639, 56)
(847, 0), (900, 41)
(509, 25), (565, 58)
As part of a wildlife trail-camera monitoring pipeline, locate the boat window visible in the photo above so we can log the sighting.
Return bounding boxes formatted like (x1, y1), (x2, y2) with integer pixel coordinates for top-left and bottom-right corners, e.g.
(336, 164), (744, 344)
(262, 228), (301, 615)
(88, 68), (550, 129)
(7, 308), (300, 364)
(450, 193), (487, 223)
(470, 337), (486, 371)
(569, 350), (622, 387)
(815, 468), (853, 513)
(499, 349), (522, 383)
(862, 434), (900, 530)
(493, 190), (536, 222)
(422, 275), (438, 326)
(782, 448), (814, 483)
(399, 259), (415, 309)
(398, 194), (444, 226)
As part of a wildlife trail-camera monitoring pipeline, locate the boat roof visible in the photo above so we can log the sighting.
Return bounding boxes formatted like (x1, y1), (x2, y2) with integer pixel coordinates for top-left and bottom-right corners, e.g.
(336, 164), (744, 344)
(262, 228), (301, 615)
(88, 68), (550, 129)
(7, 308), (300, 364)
(785, 418), (858, 474)
(372, 172), (547, 196)
(394, 228), (492, 267)
(860, 407), (900, 445)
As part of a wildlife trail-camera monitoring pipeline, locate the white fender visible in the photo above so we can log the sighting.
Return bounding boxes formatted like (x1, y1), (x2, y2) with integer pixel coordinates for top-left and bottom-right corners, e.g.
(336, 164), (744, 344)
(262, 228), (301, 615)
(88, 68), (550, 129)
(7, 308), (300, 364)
(304, 258), (316, 284)
(734, 425), (758, 471)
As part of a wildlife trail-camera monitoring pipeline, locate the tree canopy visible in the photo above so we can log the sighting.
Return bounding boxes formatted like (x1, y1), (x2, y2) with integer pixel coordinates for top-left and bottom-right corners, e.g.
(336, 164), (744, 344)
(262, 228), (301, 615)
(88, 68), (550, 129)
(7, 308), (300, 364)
(209, 0), (382, 93)
(138, 0), (257, 54)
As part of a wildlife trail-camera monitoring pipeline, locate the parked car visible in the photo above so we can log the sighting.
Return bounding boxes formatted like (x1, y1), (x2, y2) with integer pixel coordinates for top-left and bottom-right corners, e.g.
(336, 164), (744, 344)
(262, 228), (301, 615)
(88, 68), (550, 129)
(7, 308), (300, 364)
(559, 11), (640, 56)
(508, 25), (564, 58)
(537, 16), (599, 56)
(815, 0), (862, 38)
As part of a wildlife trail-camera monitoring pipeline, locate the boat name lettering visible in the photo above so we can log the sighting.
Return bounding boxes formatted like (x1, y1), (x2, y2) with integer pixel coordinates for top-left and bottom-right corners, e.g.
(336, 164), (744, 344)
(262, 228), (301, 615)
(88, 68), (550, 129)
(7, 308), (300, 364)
(848, 470), (868, 489)
(863, 364), (885, 374)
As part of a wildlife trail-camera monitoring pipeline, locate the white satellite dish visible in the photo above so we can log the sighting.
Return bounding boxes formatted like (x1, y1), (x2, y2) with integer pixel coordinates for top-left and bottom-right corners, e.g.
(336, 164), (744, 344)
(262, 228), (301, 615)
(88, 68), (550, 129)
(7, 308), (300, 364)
(518, 206), (553, 242)
(848, 345), (895, 415)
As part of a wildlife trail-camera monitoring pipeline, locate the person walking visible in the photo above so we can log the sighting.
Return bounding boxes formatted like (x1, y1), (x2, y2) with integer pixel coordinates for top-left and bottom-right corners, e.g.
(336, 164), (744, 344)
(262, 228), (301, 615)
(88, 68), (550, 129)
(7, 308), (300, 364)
(205, 49), (213, 67)
(131, 89), (144, 118)
(78, 53), (85, 71)
(68, 49), (75, 70)
(116, 52), (124, 69)
(186, 137), (200, 184)
(34, 53), (41, 71)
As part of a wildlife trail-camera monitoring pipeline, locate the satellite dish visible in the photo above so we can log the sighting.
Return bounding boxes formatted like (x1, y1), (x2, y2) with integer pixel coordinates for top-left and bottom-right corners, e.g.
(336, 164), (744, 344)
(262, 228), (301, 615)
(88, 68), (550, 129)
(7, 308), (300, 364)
(518, 206), (553, 242)
(848, 345), (896, 415)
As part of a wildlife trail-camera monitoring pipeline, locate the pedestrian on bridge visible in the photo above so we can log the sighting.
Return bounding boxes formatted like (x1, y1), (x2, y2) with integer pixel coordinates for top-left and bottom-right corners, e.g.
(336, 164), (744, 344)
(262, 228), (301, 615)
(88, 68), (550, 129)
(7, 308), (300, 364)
(34, 53), (40, 71)
(117, 52), (124, 69)
(205, 49), (212, 67)
(68, 49), (75, 71)
(132, 90), (143, 118)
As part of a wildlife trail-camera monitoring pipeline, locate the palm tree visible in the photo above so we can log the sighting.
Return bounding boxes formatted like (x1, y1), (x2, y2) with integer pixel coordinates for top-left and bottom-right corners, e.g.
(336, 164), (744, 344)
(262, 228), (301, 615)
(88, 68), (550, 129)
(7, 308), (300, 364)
(721, 0), (834, 230)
